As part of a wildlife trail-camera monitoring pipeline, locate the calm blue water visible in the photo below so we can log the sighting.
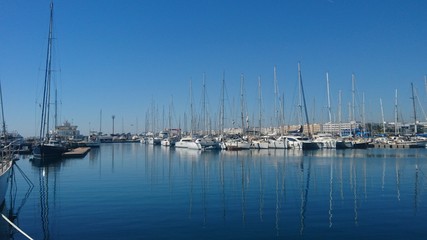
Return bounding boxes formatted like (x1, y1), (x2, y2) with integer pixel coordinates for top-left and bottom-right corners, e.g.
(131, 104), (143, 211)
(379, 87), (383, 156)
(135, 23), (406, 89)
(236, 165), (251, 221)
(2, 143), (427, 239)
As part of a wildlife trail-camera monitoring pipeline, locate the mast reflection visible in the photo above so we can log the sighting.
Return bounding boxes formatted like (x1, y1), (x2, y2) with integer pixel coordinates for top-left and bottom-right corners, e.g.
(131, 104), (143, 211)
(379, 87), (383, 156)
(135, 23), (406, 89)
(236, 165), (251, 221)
(31, 160), (61, 240)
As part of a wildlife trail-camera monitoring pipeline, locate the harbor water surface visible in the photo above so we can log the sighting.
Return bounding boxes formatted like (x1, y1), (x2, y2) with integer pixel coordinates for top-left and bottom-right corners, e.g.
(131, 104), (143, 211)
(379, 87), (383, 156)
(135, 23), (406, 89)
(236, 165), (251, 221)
(3, 143), (427, 239)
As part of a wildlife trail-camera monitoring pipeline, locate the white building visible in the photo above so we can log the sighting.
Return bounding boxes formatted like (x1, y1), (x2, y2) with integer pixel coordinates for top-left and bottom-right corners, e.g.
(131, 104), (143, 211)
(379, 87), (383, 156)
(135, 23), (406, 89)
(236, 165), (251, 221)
(54, 120), (81, 140)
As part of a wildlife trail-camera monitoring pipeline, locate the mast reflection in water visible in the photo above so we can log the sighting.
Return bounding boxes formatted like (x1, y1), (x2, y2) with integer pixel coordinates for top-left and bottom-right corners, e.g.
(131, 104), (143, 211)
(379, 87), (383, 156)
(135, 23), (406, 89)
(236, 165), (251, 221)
(9, 144), (427, 239)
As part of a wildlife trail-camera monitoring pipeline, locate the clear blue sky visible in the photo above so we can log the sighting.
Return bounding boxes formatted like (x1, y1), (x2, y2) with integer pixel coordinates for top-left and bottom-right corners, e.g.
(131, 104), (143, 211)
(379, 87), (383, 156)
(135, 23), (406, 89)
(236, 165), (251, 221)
(0, 0), (426, 137)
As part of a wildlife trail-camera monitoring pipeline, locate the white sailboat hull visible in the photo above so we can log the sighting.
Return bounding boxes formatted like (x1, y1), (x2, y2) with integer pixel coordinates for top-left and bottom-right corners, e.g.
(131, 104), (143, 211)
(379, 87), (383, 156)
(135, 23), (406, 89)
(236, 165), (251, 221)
(0, 160), (12, 205)
(225, 140), (251, 150)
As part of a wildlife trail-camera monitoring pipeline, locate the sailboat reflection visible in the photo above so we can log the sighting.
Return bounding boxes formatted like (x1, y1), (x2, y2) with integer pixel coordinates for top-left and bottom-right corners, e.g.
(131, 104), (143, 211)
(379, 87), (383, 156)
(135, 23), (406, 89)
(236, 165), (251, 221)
(299, 156), (311, 235)
(1, 162), (34, 239)
(414, 161), (419, 215)
(328, 158), (334, 228)
(39, 167), (50, 239)
(31, 161), (60, 240)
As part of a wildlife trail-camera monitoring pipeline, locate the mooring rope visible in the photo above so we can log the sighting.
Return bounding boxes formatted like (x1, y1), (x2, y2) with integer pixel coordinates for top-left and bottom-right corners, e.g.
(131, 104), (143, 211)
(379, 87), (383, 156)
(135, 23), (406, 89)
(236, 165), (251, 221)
(1, 214), (33, 240)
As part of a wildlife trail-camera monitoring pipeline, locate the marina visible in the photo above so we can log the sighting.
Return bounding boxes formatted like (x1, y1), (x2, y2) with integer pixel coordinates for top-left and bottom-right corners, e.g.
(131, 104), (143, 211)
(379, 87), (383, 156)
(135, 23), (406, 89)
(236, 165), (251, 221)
(2, 143), (427, 239)
(1, 1), (427, 239)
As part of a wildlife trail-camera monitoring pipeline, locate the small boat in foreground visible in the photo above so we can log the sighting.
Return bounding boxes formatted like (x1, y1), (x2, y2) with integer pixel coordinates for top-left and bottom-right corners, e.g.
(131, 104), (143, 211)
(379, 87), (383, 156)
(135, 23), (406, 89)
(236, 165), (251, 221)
(0, 144), (14, 205)
(0, 76), (16, 205)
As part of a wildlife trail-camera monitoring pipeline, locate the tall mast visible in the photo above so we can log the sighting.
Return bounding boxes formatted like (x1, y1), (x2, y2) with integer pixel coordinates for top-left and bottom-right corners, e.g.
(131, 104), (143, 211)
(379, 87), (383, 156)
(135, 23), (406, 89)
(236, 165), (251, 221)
(0, 81), (6, 136)
(99, 109), (102, 133)
(220, 72), (225, 135)
(150, 98), (155, 133)
(136, 117), (139, 134)
(190, 78), (193, 137)
(362, 92), (365, 135)
(297, 65), (303, 126)
(326, 72), (332, 123)
(351, 73), (356, 123)
(348, 102), (351, 123)
(258, 76), (262, 137)
(280, 92), (285, 135)
(40, 0), (54, 141)
(162, 105), (165, 131)
(338, 90), (342, 137)
(202, 73), (206, 134)
(54, 88), (58, 128)
(169, 96), (173, 132)
(240, 74), (245, 134)
(411, 82), (417, 134)
(394, 89), (398, 135)
(380, 98), (385, 134)
(274, 65), (278, 125)
(298, 62), (311, 138)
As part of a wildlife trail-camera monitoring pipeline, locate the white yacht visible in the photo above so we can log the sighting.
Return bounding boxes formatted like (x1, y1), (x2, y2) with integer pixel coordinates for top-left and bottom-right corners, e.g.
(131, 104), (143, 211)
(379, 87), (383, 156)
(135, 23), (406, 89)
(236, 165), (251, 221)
(175, 137), (202, 150)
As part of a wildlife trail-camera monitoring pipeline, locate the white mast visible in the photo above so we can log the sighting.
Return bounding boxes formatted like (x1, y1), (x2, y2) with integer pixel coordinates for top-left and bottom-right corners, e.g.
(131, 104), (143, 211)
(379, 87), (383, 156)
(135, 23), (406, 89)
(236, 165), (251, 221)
(351, 73), (356, 123)
(348, 102), (351, 123)
(298, 62), (312, 138)
(99, 109), (102, 133)
(380, 98), (385, 134)
(411, 82), (417, 134)
(169, 96), (173, 132)
(274, 65), (279, 127)
(297, 65), (303, 127)
(202, 73), (206, 135)
(351, 74), (356, 137)
(258, 76), (262, 136)
(394, 89), (398, 135)
(362, 92), (365, 135)
(280, 92), (285, 135)
(338, 90), (342, 137)
(240, 73), (245, 134)
(0, 81), (6, 136)
(326, 72), (332, 123)
(220, 72), (225, 135)
(190, 78), (194, 137)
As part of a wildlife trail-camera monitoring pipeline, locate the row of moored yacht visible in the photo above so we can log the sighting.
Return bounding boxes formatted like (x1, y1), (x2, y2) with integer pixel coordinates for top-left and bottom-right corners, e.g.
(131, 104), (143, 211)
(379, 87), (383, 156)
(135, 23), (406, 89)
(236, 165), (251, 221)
(139, 133), (427, 150)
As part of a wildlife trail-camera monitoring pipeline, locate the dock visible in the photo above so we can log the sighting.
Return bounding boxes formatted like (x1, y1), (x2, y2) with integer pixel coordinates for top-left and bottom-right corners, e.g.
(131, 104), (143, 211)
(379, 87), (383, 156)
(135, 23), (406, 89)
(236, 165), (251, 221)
(63, 147), (91, 158)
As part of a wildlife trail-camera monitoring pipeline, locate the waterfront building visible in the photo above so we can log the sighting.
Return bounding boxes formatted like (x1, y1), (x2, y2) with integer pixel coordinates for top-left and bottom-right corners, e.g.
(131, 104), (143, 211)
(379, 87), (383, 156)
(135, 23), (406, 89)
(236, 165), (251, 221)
(54, 120), (83, 140)
(322, 122), (352, 135)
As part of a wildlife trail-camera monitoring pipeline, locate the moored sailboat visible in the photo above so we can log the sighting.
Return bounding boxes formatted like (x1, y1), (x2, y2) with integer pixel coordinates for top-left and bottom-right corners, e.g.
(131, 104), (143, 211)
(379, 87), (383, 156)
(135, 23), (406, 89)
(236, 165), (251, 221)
(297, 63), (322, 150)
(223, 138), (251, 150)
(0, 145), (13, 206)
(336, 138), (353, 149)
(197, 136), (221, 150)
(32, 1), (68, 162)
(0, 82), (15, 205)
